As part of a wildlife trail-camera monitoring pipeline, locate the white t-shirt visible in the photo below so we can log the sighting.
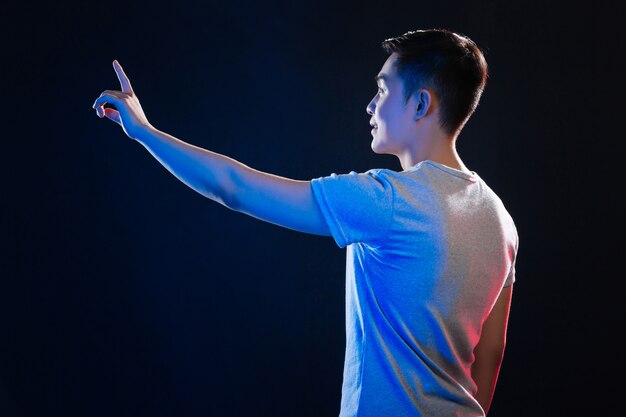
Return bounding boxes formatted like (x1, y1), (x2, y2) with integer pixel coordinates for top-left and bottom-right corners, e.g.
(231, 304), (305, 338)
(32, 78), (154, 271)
(311, 160), (518, 417)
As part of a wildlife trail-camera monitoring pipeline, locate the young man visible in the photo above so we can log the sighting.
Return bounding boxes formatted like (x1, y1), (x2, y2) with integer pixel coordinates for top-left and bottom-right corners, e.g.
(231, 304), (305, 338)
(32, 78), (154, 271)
(93, 28), (518, 417)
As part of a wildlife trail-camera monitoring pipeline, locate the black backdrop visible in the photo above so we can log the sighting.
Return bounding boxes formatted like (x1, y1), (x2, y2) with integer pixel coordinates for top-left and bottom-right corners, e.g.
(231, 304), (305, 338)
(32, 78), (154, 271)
(2, 0), (623, 416)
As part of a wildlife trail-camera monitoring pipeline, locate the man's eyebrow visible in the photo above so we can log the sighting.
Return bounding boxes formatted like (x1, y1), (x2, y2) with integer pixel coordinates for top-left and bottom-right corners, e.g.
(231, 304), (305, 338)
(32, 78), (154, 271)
(375, 74), (389, 83)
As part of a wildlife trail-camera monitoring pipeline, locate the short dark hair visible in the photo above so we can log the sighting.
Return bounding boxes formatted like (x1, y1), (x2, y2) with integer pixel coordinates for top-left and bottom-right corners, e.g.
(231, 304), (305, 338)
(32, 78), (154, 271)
(381, 28), (489, 136)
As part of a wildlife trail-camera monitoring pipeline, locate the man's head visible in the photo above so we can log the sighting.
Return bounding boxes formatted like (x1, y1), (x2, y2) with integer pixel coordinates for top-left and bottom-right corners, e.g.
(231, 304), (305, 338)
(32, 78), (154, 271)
(367, 28), (488, 161)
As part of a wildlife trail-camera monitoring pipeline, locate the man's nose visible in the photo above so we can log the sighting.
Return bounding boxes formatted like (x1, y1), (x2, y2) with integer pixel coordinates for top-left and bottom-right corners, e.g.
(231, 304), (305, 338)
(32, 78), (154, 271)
(366, 100), (375, 115)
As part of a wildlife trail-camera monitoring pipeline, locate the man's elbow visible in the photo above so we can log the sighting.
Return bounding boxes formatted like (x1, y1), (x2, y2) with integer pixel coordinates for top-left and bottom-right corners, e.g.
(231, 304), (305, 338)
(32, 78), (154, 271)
(473, 337), (507, 371)
(217, 184), (240, 211)
(480, 342), (506, 363)
(195, 165), (241, 210)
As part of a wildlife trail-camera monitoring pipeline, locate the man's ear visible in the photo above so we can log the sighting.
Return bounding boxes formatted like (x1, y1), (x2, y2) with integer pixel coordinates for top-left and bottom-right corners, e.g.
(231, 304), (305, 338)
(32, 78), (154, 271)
(414, 89), (432, 120)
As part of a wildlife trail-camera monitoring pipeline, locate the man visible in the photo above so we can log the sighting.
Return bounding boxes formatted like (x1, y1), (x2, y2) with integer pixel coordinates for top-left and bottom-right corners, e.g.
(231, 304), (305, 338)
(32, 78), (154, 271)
(93, 28), (518, 417)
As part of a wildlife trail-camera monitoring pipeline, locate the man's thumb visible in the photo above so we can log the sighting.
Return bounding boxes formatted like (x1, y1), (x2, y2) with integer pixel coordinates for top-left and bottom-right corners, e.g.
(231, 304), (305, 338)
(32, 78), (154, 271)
(104, 108), (121, 125)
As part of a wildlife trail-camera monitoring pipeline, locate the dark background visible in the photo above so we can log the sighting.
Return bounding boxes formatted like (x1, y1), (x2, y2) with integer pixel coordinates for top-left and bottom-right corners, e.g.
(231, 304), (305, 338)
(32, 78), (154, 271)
(2, 0), (623, 416)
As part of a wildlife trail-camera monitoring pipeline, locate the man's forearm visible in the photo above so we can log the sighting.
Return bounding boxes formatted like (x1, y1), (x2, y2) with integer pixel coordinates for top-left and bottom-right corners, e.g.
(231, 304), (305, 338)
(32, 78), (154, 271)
(134, 125), (243, 208)
(130, 126), (330, 236)
(471, 353), (503, 414)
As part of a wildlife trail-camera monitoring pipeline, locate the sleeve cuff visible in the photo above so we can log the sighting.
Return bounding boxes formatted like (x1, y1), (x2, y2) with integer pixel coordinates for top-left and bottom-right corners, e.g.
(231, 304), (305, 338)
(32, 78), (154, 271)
(311, 178), (349, 248)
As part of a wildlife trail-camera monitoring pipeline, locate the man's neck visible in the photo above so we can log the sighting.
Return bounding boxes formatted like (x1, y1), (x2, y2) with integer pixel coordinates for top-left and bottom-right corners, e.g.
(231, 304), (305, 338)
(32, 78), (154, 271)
(398, 137), (468, 173)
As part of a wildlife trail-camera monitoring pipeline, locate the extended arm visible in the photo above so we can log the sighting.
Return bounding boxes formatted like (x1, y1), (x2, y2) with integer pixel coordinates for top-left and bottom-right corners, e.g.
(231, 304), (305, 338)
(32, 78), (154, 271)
(92, 60), (331, 236)
(471, 284), (513, 415)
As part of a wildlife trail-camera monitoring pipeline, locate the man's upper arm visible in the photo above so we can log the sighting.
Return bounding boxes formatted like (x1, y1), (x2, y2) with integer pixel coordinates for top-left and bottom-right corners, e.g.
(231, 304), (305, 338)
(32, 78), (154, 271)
(227, 163), (332, 236)
(480, 285), (513, 352)
(471, 284), (513, 413)
(476, 284), (513, 358)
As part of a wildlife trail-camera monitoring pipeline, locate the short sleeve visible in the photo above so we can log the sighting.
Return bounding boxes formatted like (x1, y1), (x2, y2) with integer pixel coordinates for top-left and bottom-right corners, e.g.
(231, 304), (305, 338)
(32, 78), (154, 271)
(311, 169), (394, 248)
(503, 229), (519, 287)
(503, 261), (516, 287)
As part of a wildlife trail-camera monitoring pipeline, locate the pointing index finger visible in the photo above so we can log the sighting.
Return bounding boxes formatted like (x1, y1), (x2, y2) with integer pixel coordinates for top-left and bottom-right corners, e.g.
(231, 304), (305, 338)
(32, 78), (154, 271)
(112, 59), (134, 94)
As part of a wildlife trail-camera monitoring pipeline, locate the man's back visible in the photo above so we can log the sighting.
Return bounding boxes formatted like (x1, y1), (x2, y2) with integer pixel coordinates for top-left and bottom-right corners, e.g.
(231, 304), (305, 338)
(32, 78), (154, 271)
(311, 160), (518, 417)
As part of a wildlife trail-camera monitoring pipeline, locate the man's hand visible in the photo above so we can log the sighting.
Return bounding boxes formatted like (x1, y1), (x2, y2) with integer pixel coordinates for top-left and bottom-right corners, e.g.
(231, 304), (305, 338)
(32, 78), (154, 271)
(92, 60), (152, 140)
